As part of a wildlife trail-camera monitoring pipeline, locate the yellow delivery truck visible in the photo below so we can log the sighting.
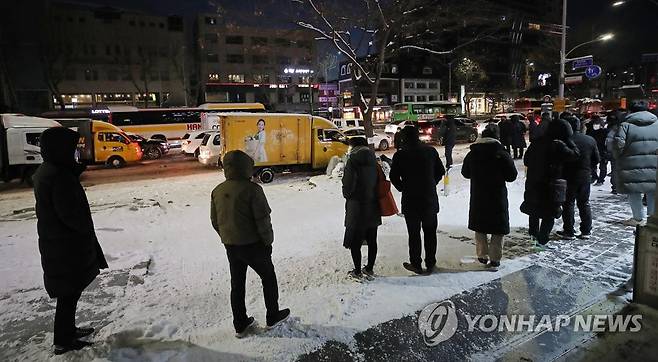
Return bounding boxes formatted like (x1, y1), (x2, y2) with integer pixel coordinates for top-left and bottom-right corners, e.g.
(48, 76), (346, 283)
(77, 120), (143, 168)
(218, 113), (348, 183)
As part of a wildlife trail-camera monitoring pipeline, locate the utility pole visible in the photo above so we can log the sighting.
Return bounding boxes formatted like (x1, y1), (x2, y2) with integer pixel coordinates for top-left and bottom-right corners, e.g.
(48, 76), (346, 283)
(448, 61), (452, 100)
(559, 0), (568, 99)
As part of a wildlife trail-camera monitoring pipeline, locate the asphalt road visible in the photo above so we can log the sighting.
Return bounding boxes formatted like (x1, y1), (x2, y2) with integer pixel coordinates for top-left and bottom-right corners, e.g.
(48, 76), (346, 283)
(0, 143), (474, 194)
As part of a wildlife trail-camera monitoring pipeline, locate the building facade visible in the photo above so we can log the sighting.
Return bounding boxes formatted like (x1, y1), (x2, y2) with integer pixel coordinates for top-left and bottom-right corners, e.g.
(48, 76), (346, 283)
(196, 17), (319, 112)
(0, 1), (191, 113)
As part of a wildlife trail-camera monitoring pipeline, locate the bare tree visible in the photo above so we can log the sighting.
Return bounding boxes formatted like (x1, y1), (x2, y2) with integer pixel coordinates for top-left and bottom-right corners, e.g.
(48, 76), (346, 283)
(128, 48), (156, 108)
(296, 0), (509, 136)
(454, 57), (487, 116)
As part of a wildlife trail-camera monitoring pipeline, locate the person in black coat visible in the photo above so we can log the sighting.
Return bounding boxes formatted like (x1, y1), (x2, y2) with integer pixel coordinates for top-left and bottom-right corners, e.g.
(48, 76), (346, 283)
(32, 127), (108, 355)
(390, 126), (445, 275)
(498, 117), (513, 153)
(510, 115), (527, 159)
(559, 116), (600, 239)
(462, 128), (518, 267)
(439, 116), (457, 168)
(342, 137), (381, 279)
(588, 116), (608, 186)
(521, 118), (580, 247)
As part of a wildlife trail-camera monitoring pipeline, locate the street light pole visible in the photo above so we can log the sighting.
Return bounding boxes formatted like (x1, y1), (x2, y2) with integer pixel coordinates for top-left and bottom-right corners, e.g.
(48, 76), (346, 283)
(559, 0), (568, 99)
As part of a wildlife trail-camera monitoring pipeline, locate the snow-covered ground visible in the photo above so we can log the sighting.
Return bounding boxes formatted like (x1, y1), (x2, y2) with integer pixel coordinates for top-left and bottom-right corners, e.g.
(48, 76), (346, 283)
(0, 160), (624, 361)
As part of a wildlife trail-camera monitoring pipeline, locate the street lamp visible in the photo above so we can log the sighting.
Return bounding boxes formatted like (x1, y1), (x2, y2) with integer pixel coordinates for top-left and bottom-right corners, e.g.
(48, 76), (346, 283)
(612, 0), (626, 6)
(565, 33), (614, 59)
(558, 0), (614, 100)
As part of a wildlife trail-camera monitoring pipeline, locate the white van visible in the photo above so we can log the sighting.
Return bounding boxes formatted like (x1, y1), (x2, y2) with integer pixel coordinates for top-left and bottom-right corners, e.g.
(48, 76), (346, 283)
(0, 114), (62, 185)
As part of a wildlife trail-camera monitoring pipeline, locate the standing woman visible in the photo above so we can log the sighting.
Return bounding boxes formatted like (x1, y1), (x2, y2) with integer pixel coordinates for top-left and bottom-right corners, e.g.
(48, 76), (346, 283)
(462, 128), (518, 267)
(510, 115), (527, 159)
(521, 117), (580, 247)
(342, 137), (381, 279)
(254, 119), (268, 163)
(33, 127), (108, 354)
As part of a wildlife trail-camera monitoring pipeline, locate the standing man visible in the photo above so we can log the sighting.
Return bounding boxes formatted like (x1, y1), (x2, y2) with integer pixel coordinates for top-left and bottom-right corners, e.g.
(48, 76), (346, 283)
(33, 127), (108, 355)
(590, 116), (608, 186)
(613, 100), (658, 226)
(606, 111), (624, 194)
(439, 116), (457, 169)
(510, 115), (527, 159)
(390, 126), (446, 275)
(211, 150), (289, 337)
(558, 116), (600, 240)
(498, 117), (513, 154)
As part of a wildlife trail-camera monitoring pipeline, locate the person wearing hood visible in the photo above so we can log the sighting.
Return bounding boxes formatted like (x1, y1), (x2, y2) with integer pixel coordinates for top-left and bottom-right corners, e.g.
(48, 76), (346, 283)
(510, 115), (527, 159)
(588, 116), (608, 186)
(529, 112), (550, 142)
(210, 150), (289, 337)
(390, 126), (445, 275)
(342, 137), (381, 279)
(498, 117), (513, 154)
(439, 116), (457, 168)
(613, 100), (658, 226)
(521, 116), (580, 247)
(559, 116), (600, 240)
(32, 127), (108, 355)
(462, 128), (518, 268)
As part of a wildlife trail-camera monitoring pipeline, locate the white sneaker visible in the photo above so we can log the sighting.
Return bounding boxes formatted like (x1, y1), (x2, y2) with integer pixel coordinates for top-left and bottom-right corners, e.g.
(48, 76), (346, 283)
(622, 218), (644, 227)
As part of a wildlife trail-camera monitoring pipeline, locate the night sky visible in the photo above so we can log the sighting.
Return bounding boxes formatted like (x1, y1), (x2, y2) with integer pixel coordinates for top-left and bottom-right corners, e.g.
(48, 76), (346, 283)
(69, 0), (657, 68)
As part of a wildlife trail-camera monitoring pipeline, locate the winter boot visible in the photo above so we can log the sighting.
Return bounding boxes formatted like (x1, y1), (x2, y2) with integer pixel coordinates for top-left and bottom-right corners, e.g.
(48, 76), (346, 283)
(235, 317), (256, 338)
(347, 269), (363, 281)
(54, 340), (93, 355)
(75, 327), (95, 339)
(556, 230), (575, 240)
(403, 262), (425, 275)
(362, 267), (375, 280)
(477, 258), (489, 265)
(266, 309), (291, 329)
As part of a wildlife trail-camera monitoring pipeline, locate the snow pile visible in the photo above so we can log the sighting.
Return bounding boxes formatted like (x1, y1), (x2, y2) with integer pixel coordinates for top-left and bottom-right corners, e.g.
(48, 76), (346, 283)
(0, 160), (624, 361)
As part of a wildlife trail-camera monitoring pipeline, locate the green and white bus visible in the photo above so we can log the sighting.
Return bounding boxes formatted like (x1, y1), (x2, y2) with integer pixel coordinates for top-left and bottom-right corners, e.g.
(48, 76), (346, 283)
(392, 101), (462, 122)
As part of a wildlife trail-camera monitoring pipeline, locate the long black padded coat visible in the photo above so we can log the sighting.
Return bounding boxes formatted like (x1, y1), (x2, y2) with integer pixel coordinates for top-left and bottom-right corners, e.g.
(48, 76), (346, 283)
(33, 127), (108, 298)
(462, 137), (518, 235)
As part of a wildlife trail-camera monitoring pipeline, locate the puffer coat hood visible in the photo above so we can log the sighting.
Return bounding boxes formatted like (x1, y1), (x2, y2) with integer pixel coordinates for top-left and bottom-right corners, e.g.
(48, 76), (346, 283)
(223, 150), (254, 180)
(625, 111), (658, 126)
(40, 126), (79, 167)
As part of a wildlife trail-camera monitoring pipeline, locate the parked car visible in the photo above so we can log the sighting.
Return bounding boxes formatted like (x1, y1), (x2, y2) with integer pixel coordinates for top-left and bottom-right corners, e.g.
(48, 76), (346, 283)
(127, 134), (169, 160)
(181, 130), (209, 157)
(342, 127), (392, 151)
(333, 118), (364, 129)
(384, 120), (412, 135)
(197, 131), (221, 167)
(418, 118), (478, 145)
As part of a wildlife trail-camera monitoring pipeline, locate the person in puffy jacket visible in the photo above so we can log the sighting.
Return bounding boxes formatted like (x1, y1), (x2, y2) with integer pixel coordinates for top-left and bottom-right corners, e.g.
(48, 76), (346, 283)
(521, 117), (580, 247)
(211, 150), (289, 337)
(613, 100), (658, 226)
(462, 128), (518, 267)
(33, 127), (108, 355)
(390, 126), (445, 275)
(510, 115), (527, 159)
(559, 116), (600, 239)
(342, 137), (381, 279)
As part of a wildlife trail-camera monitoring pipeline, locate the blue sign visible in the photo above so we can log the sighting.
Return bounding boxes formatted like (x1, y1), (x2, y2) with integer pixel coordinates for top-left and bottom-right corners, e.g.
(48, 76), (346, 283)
(572, 57), (593, 70)
(585, 65), (602, 79)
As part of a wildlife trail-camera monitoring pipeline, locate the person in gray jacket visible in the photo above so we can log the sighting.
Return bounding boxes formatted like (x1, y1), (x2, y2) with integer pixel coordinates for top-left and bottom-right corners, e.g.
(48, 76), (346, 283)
(613, 100), (658, 226)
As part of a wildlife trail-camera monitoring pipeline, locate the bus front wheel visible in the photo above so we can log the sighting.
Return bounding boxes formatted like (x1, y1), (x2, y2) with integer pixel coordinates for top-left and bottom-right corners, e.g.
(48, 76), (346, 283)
(108, 156), (126, 168)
